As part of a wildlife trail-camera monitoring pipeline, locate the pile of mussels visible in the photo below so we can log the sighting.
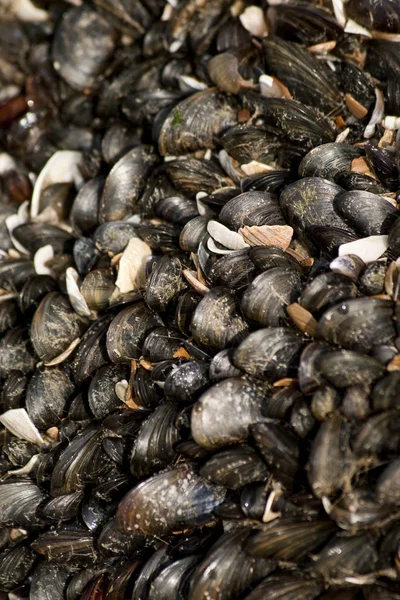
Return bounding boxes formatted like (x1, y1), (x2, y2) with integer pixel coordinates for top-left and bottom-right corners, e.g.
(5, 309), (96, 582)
(3, 0), (400, 598)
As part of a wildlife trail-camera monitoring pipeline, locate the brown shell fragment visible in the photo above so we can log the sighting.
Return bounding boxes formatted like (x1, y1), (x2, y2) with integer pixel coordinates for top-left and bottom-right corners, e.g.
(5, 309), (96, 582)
(239, 225), (294, 248)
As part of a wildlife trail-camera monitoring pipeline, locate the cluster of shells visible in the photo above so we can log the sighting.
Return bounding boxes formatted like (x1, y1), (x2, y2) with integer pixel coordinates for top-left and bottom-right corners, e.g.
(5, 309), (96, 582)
(2, 0), (400, 598)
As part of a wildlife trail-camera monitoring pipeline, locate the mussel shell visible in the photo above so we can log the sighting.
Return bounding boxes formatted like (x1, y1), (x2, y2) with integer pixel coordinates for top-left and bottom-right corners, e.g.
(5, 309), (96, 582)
(209, 348), (243, 381)
(30, 562), (71, 600)
(372, 372), (400, 411)
(190, 287), (249, 350)
(299, 144), (363, 183)
(0, 326), (36, 376)
(146, 255), (182, 312)
(300, 272), (358, 316)
(116, 464), (226, 535)
(52, 6), (117, 91)
(0, 258), (36, 292)
(241, 267), (303, 326)
(13, 223), (75, 255)
(30, 292), (89, 363)
(376, 458), (400, 505)
(251, 420), (300, 487)
(99, 145), (158, 222)
(130, 401), (181, 478)
(0, 480), (44, 528)
(333, 191), (399, 236)
(180, 216), (210, 253)
(88, 363), (129, 419)
(70, 176), (104, 234)
(209, 249), (255, 290)
(31, 527), (96, 566)
(279, 177), (352, 251)
(263, 36), (340, 113)
(26, 367), (74, 429)
(234, 327), (306, 381)
(307, 413), (352, 498)
(219, 191), (284, 230)
(188, 529), (275, 600)
(314, 534), (378, 579)
(158, 89), (238, 156)
(164, 360), (210, 403)
(191, 377), (267, 449)
(19, 275), (58, 318)
(317, 298), (395, 352)
(106, 302), (163, 363)
(149, 556), (198, 600)
(0, 544), (37, 591)
(242, 573), (323, 600)
(40, 491), (84, 522)
(93, 221), (139, 255)
(200, 445), (268, 489)
(319, 350), (384, 388)
(80, 269), (115, 311)
(72, 314), (112, 383)
(245, 517), (336, 561)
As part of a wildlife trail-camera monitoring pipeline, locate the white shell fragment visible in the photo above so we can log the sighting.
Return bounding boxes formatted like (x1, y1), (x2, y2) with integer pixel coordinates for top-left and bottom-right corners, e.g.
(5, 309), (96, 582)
(115, 237), (152, 293)
(241, 161), (275, 175)
(344, 19), (372, 37)
(207, 220), (249, 251)
(6, 201), (30, 254)
(66, 267), (92, 318)
(239, 225), (294, 249)
(364, 89), (385, 138)
(383, 116), (400, 131)
(332, 0), (346, 27)
(8, 455), (40, 476)
(31, 150), (83, 218)
(34, 244), (55, 276)
(338, 235), (389, 263)
(115, 380), (129, 403)
(239, 6), (268, 38)
(0, 152), (16, 174)
(0, 408), (45, 445)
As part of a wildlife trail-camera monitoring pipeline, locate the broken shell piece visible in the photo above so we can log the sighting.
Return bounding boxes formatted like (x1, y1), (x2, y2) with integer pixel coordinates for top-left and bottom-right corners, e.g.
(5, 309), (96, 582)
(182, 269), (210, 295)
(34, 245), (55, 276)
(0, 408), (45, 445)
(307, 40), (337, 54)
(239, 6), (268, 38)
(286, 303), (317, 337)
(339, 235), (389, 263)
(332, 0), (346, 27)
(115, 380), (129, 403)
(344, 19), (372, 37)
(6, 201), (30, 255)
(364, 88), (385, 139)
(207, 220), (249, 251)
(115, 237), (152, 293)
(31, 151), (83, 218)
(66, 267), (92, 318)
(383, 116), (400, 131)
(241, 161), (275, 175)
(239, 225), (293, 249)
(259, 75), (291, 99)
(345, 94), (368, 119)
(8, 455), (40, 476)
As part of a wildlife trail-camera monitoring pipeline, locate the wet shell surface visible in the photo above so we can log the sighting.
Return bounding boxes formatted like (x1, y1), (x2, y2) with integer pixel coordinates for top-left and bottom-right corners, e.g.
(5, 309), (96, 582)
(2, 0), (400, 597)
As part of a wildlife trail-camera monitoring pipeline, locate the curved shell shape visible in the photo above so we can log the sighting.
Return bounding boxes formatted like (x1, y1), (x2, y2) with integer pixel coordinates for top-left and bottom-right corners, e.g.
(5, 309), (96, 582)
(0, 480), (44, 527)
(99, 146), (158, 223)
(191, 377), (266, 449)
(219, 191), (284, 230)
(159, 89), (238, 156)
(52, 6), (117, 91)
(234, 327), (306, 381)
(30, 292), (88, 363)
(116, 464), (226, 535)
(106, 302), (163, 363)
(188, 529), (274, 600)
(241, 267), (303, 326)
(317, 298), (395, 352)
(190, 287), (249, 350)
